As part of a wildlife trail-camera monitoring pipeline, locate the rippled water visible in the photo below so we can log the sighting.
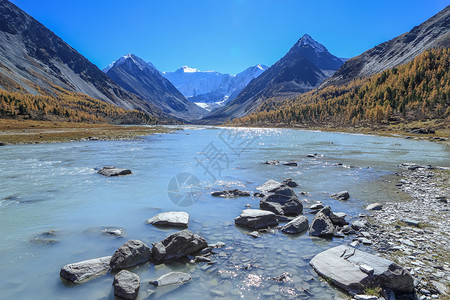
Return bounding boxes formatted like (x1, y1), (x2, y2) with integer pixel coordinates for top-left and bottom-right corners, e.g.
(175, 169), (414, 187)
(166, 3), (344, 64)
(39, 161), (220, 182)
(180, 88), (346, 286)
(0, 127), (448, 299)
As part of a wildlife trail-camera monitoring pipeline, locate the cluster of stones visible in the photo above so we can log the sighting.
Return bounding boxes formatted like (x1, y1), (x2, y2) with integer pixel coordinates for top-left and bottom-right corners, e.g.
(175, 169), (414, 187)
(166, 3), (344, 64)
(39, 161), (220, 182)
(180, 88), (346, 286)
(59, 211), (219, 299)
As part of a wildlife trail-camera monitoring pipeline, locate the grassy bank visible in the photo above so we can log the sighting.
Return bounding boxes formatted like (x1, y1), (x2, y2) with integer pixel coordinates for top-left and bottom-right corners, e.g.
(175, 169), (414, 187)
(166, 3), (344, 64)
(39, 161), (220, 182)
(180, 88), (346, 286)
(0, 119), (174, 144)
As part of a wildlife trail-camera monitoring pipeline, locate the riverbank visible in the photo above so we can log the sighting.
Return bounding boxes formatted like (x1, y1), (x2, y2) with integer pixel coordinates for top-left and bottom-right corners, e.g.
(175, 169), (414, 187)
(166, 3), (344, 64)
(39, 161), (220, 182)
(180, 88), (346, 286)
(227, 120), (450, 145)
(366, 165), (449, 299)
(0, 119), (174, 144)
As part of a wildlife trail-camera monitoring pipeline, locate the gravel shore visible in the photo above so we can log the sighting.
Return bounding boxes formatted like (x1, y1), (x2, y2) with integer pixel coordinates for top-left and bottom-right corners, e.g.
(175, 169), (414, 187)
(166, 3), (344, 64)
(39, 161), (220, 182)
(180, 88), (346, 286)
(366, 164), (449, 299)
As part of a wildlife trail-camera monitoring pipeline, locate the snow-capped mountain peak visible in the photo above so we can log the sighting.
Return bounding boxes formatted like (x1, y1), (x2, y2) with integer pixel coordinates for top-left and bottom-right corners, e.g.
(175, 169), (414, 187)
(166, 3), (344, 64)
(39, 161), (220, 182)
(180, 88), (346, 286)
(180, 66), (200, 73)
(103, 54), (159, 73)
(296, 34), (328, 53)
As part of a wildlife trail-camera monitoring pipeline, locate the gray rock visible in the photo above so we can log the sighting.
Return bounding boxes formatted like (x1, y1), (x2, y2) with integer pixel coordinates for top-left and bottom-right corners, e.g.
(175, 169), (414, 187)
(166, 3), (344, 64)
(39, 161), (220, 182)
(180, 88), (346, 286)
(211, 189), (250, 198)
(263, 160), (280, 165)
(102, 228), (123, 237)
(113, 270), (140, 300)
(352, 219), (369, 231)
(309, 211), (335, 237)
(282, 178), (298, 187)
(209, 242), (225, 248)
(110, 240), (151, 270)
(330, 212), (348, 226)
(150, 272), (191, 287)
(151, 229), (208, 264)
(0, 142), (6, 146)
(248, 231), (260, 238)
(331, 191), (350, 200)
(146, 211), (189, 227)
(256, 180), (283, 193)
(234, 209), (279, 229)
(260, 194), (303, 216)
(366, 203), (383, 210)
(60, 256), (111, 283)
(97, 166), (132, 177)
(281, 216), (309, 234)
(283, 162), (298, 166)
(401, 219), (421, 227)
(310, 245), (414, 294)
(273, 186), (297, 197)
(310, 202), (324, 210)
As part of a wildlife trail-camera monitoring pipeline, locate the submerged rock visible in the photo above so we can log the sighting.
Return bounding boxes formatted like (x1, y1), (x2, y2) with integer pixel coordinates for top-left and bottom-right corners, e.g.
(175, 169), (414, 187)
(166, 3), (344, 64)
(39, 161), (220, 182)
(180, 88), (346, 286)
(146, 211), (189, 227)
(151, 230), (208, 264)
(60, 256), (111, 283)
(234, 209), (279, 229)
(331, 191), (350, 201)
(310, 245), (414, 294)
(97, 166), (132, 177)
(281, 216), (309, 234)
(102, 228), (124, 237)
(150, 272), (191, 287)
(110, 240), (151, 270)
(113, 270), (140, 300)
(211, 189), (250, 198)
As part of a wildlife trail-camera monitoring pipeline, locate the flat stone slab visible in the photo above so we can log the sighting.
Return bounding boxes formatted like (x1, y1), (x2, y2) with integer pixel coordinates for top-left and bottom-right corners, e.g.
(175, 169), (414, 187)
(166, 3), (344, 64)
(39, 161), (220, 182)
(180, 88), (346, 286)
(97, 166), (132, 177)
(147, 212), (189, 227)
(60, 256), (111, 283)
(234, 209), (279, 229)
(150, 272), (191, 287)
(310, 245), (414, 294)
(366, 203), (383, 210)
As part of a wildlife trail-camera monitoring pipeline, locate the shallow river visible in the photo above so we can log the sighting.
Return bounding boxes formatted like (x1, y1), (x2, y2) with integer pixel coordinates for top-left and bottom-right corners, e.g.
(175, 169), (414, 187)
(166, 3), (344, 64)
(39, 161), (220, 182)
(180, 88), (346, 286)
(0, 127), (448, 299)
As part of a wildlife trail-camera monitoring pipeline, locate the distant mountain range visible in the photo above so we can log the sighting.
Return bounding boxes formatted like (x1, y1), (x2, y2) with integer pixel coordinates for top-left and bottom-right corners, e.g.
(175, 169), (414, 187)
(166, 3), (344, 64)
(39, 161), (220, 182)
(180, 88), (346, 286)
(162, 64), (268, 111)
(200, 34), (346, 123)
(0, 0), (448, 126)
(0, 0), (164, 119)
(104, 54), (206, 121)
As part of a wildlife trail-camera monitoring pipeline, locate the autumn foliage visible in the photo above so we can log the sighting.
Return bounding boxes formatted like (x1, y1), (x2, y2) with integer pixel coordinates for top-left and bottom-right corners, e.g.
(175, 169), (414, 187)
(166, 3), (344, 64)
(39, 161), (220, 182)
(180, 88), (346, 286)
(233, 49), (449, 127)
(0, 85), (156, 124)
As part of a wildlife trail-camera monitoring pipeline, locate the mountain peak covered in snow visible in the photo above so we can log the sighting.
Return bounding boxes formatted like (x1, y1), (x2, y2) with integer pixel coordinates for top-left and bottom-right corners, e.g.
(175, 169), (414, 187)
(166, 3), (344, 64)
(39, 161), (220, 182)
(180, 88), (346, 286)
(296, 34), (328, 53)
(103, 54), (158, 73)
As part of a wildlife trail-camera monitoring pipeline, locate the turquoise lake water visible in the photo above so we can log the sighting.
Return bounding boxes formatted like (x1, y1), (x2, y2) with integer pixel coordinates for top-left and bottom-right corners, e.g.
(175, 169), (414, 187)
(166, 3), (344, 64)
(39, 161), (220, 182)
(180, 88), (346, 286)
(0, 127), (448, 299)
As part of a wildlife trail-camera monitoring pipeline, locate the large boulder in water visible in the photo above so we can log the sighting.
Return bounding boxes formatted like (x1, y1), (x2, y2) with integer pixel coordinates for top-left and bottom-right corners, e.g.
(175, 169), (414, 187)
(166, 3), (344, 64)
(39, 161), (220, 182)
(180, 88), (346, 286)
(110, 240), (151, 270)
(211, 189), (250, 198)
(256, 180), (284, 193)
(310, 245), (414, 294)
(309, 208), (335, 237)
(60, 256), (111, 283)
(281, 216), (309, 234)
(151, 230), (208, 264)
(113, 270), (140, 300)
(260, 194), (303, 216)
(147, 211), (189, 227)
(234, 209), (279, 229)
(331, 191), (350, 201)
(97, 166), (132, 177)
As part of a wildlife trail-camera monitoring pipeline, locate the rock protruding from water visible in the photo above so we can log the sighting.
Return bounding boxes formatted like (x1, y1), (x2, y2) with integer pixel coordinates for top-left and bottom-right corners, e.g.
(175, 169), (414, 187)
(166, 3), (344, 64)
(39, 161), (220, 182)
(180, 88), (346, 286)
(234, 209), (279, 229)
(60, 256), (112, 283)
(331, 191), (350, 201)
(147, 212), (189, 227)
(256, 180), (284, 193)
(211, 189), (250, 198)
(282, 178), (298, 187)
(97, 166), (132, 177)
(151, 230), (208, 264)
(259, 194), (303, 216)
(281, 216), (309, 234)
(149, 272), (192, 287)
(310, 245), (414, 294)
(110, 240), (151, 270)
(366, 203), (383, 210)
(113, 270), (140, 300)
(309, 206), (335, 237)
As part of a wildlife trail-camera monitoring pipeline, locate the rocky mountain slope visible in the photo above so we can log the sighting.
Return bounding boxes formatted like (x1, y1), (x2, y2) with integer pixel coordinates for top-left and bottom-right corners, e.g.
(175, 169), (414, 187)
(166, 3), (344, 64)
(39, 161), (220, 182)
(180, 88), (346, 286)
(0, 0), (164, 119)
(325, 5), (450, 86)
(163, 64), (268, 110)
(104, 54), (206, 121)
(201, 34), (346, 123)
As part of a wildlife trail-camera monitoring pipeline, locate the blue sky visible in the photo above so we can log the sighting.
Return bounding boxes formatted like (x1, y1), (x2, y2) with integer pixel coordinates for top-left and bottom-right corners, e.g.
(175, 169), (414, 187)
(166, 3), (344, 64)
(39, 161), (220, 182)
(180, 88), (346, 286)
(10, 0), (449, 75)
